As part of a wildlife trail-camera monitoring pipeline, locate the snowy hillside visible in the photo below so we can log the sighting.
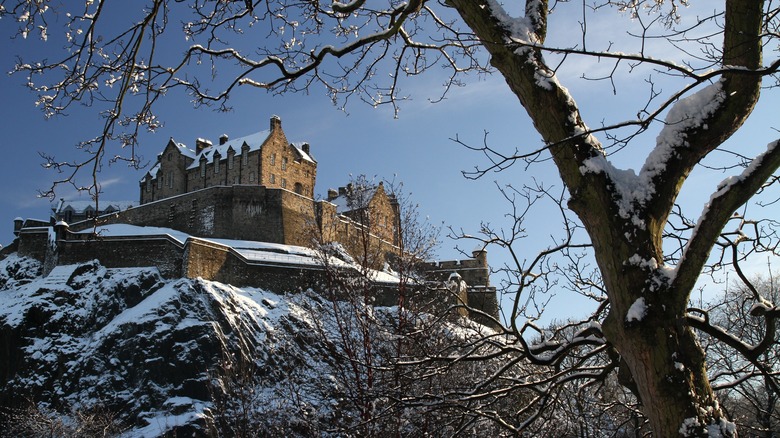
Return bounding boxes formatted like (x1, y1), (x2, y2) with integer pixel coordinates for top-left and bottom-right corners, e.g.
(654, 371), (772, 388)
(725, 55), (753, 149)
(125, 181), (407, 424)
(0, 254), (500, 436)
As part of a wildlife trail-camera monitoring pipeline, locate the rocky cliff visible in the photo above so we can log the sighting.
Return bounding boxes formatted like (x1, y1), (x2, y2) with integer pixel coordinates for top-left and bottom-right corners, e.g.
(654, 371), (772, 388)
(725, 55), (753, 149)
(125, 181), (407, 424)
(0, 254), (501, 436)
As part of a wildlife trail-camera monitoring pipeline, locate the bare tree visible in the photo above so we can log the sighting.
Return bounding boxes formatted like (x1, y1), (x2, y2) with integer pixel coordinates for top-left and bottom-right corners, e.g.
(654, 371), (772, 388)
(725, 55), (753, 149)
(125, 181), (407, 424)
(704, 276), (780, 437)
(5, 0), (780, 435)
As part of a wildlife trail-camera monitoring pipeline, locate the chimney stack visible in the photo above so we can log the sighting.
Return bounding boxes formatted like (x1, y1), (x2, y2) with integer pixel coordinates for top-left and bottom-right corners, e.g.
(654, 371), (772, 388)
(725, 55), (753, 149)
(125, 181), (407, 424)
(327, 188), (338, 200)
(219, 134), (229, 145)
(301, 142), (310, 155)
(195, 138), (212, 154)
(270, 115), (282, 132)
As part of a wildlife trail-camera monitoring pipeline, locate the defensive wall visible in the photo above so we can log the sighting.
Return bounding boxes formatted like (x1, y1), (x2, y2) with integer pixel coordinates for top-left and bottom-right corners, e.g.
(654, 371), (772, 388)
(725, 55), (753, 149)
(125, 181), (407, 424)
(6, 223), (500, 328)
(4, 185), (501, 328)
(67, 185), (401, 266)
(68, 186), (306, 245)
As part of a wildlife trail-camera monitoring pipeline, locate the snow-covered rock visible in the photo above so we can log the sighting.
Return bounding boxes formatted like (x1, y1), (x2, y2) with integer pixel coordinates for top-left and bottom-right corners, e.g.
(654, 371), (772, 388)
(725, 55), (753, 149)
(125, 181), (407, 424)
(0, 255), (500, 436)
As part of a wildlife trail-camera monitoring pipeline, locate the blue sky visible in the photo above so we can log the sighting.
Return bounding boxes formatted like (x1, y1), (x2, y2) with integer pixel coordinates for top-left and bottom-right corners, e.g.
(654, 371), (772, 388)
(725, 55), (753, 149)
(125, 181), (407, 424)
(1, 2), (778, 323)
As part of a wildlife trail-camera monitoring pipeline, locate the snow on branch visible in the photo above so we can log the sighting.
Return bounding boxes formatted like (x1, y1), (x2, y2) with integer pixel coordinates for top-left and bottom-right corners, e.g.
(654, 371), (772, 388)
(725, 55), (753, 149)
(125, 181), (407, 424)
(676, 140), (780, 295)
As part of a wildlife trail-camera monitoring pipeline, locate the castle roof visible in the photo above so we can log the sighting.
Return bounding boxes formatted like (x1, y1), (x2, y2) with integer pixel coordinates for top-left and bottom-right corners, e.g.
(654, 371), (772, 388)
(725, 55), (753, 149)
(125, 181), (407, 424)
(54, 200), (137, 214)
(142, 163), (161, 182)
(174, 141), (196, 159)
(186, 130), (270, 169)
(291, 141), (316, 163)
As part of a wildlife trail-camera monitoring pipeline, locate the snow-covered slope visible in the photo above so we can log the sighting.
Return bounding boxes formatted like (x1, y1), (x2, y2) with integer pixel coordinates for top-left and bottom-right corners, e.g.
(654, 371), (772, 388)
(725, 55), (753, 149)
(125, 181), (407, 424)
(0, 254), (500, 437)
(0, 255), (350, 435)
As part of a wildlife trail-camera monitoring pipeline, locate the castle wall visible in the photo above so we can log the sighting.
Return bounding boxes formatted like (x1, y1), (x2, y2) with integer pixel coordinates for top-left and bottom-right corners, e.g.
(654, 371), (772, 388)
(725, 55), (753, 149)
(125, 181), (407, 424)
(182, 238), (327, 292)
(424, 251), (490, 288)
(466, 287), (501, 329)
(9, 223), (501, 330)
(71, 186), (290, 244)
(56, 235), (185, 279)
(280, 191), (318, 248)
(16, 228), (50, 263)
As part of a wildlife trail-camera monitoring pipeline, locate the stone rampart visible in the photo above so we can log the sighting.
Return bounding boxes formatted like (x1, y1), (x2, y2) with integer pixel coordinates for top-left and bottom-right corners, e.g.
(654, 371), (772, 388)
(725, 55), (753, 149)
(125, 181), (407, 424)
(182, 238), (328, 293)
(55, 234), (185, 279)
(70, 186), (288, 243)
(424, 250), (491, 288)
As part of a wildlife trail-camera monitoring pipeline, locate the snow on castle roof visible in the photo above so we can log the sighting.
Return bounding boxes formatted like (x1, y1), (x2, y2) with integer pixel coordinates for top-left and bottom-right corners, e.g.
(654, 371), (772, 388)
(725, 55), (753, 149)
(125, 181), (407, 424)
(186, 130), (271, 170)
(55, 200), (137, 214)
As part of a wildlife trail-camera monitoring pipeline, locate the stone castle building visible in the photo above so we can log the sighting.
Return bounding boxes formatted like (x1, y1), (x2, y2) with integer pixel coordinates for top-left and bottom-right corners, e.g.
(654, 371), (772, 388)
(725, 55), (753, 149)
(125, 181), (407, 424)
(5, 115), (499, 327)
(140, 116), (317, 203)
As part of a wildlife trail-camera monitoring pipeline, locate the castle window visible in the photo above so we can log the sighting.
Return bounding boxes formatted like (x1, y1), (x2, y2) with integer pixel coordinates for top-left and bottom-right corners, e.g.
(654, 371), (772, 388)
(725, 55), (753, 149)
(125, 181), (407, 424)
(167, 171), (174, 188)
(146, 180), (151, 192)
(271, 153), (276, 166)
(270, 174), (276, 184)
(249, 171), (256, 182)
(200, 160), (206, 177)
(157, 175), (163, 189)
(242, 149), (248, 166)
(214, 158), (220, 174)
(167, 153), (172, 161)
(294, 182), (303, 195)
(228, 154), (234, 170)
(282, 157), (288, 171)
(233, 176), (238, 184)
(281, 178), (287, 189)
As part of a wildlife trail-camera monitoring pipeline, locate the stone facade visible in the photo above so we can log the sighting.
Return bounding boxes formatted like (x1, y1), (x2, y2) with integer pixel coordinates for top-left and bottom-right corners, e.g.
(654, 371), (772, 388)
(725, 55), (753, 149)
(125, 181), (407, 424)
(140, 116), (316, 204)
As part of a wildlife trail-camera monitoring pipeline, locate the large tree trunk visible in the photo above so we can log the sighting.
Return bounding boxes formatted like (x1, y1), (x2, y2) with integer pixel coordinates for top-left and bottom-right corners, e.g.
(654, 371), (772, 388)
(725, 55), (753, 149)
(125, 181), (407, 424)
(447, 0), (766, 435)
(583, 210), (723, 436)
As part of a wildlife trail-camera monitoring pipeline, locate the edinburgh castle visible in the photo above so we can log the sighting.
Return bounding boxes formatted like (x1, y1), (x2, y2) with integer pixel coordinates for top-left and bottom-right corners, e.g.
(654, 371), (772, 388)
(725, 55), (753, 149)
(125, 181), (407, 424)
(4, 116), (499, 326)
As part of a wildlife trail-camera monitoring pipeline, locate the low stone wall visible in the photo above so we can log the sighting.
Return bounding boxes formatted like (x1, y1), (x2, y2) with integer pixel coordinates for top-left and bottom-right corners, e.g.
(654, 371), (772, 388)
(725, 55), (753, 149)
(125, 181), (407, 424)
(56, 235), (185, 279)
(183, 238), (329, 293)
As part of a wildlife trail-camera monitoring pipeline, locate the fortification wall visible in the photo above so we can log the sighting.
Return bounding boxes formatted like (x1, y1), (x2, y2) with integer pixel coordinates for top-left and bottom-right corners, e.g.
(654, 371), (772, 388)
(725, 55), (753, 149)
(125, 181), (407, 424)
(182, 238), (326, 292)
(16, 228), (50, 264)
(280, 190), (318, 248)
(466, 287), (501, 329)
(56, 235), (185, 279)
(9, 225), (501, 330)
(71, 186), (289, 244)
(424, 251), (490, 288)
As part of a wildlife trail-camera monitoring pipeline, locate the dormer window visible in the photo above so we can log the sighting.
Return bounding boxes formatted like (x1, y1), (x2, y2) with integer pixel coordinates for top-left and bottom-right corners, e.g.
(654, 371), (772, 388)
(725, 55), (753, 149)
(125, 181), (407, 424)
(214, 157), (220, 174)
(242, 148), (248, 166)
(228, 153), (235, 170)
(200, 160), (206, 177)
